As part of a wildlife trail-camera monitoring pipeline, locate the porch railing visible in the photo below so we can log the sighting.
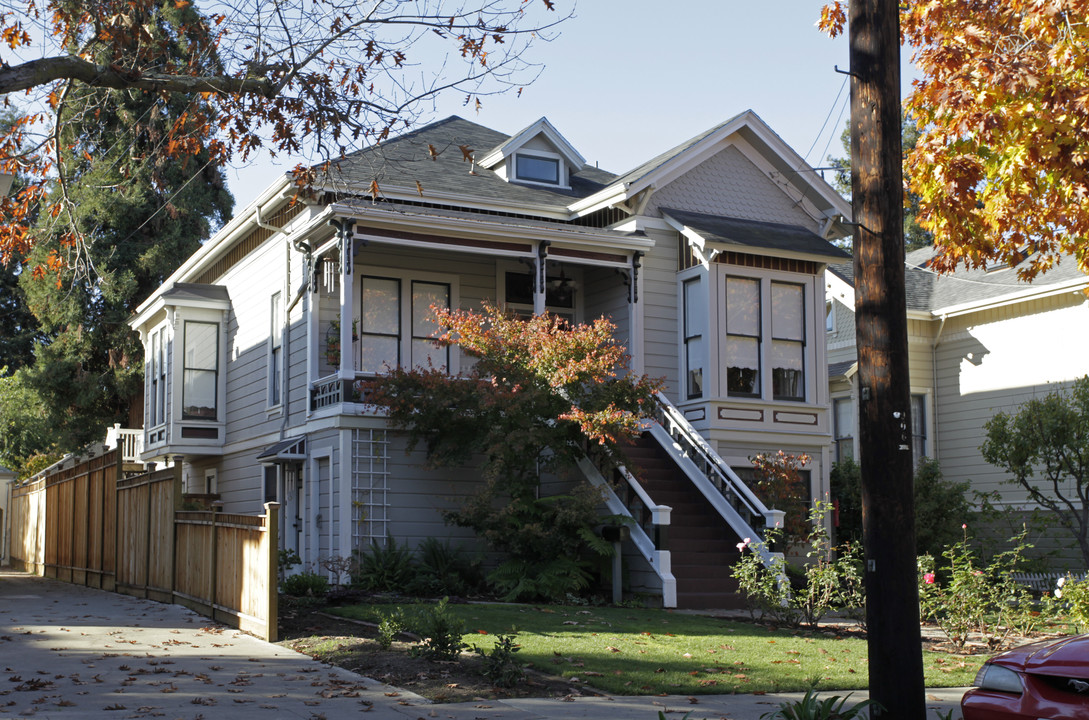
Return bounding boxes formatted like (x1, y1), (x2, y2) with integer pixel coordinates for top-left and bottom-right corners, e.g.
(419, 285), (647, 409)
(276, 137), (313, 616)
(105, 424), (144, 465)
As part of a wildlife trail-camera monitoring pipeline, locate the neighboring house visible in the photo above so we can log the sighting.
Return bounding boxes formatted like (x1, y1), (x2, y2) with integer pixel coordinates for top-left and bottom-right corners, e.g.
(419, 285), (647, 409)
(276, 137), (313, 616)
(129, 111), (851, 608)
(826, 248), (1089, 562)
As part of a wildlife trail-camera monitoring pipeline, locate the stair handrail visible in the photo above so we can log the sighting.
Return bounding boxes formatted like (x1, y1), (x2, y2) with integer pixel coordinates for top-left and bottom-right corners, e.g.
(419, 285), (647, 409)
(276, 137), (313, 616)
(651, 391), (782, 533)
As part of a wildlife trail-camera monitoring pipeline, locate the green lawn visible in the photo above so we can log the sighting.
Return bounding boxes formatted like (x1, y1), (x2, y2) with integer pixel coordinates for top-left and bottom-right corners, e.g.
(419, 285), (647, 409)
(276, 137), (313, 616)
(329, 602), (983, 695)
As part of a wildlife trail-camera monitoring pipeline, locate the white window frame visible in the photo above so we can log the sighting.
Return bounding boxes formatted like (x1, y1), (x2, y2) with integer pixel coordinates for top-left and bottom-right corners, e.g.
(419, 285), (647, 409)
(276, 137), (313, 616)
(147, 324), (168, 429)
(832, 395), (855, 462)
(511, 149), (568, 188)
(711, 264), (818, 404)
(181, 320), (220, 421)
(910, 392), (931, 468)
(682, 275), (707, 400)
(268, 291), (283, 408)
(353, 268), (460, 375)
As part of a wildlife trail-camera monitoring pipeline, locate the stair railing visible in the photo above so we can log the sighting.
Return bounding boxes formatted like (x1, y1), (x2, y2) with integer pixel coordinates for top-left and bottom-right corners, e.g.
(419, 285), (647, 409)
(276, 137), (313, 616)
(576, 454), (677, 608)
(647, 391), (784, 569)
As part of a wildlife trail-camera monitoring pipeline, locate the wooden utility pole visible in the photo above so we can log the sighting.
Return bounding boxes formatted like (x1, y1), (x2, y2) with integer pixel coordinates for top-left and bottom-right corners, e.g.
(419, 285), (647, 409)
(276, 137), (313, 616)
(848, 1), (927, 718)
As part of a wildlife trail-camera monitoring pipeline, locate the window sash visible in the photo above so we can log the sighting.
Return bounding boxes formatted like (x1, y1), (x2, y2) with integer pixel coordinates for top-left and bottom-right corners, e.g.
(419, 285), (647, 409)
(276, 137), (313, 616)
(360, 276), (401, 373)
(725, 276), (762, 398)
(182, 321), (218, 420)
(683, 278), (705, 399)
(270, 293), (282, 406)
(515, 154), (559, 184)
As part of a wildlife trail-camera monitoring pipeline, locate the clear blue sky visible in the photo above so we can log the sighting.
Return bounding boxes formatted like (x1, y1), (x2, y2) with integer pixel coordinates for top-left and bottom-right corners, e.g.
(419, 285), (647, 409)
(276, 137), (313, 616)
(226, 1), (917, 209)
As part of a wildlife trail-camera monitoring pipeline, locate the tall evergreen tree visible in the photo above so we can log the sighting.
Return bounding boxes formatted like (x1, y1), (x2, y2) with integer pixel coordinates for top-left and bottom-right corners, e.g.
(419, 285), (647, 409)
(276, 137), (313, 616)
(828, 112), (932, 253)
(17, 0), (233, 451)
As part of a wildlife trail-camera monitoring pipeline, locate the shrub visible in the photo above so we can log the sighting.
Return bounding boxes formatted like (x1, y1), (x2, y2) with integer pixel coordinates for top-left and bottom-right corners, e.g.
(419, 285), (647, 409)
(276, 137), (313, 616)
(376, 607), (408, 650)
(732, 502), (863, 628)
(918, 527), (1035, 650)
(487, 555), (593, 603)
(280, 570), (329, 597)
(1055, 574), (1089, 632)
(410, 538), (484, 597)
(474, 633), (525, 687)
(832, 457), (970, 557)
(353, 537), (417, 592)
(410, 597), (467, 660)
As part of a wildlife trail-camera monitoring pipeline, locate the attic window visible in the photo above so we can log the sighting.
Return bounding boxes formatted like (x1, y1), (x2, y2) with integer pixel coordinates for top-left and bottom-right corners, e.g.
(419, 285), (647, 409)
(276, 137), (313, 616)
(515, 154), (560, 185)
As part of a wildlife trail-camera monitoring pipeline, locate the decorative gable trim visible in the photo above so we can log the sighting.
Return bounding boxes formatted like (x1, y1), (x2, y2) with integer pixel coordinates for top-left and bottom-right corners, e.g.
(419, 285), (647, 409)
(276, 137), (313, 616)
(478, 116), (585, 170)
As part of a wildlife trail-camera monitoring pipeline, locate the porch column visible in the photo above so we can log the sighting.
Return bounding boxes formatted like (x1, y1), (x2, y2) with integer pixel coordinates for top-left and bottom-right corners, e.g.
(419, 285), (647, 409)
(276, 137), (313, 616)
(333, 219), (356, 381)
(534, 240), (549, 316)
(629, 251), (645, 375)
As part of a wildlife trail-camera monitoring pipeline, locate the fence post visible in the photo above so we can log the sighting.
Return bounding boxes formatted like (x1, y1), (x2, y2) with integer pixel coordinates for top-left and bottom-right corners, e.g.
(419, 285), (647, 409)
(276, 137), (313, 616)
(264, 502), (280, 642)
(169, 463), (182, 600)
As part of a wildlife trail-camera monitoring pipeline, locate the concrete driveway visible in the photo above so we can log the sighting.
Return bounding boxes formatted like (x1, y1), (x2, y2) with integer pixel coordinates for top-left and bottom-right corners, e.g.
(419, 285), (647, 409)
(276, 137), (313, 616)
(0, 570), (967, 719)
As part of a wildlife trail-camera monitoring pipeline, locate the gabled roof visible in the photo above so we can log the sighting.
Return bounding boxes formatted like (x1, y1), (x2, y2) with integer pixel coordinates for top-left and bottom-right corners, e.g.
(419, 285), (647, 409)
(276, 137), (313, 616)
(571, 110), (852, 232)
(663, 209), (850, 262)
(477, 116), (585, 169)
(316, 116), (614, 206)
(828, 359), (857, 381)
(827, 246), (1089, 317)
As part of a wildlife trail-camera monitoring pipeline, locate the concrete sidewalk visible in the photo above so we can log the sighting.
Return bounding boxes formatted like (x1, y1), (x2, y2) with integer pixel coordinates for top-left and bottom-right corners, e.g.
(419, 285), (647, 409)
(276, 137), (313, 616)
(0, 571), (966, 719)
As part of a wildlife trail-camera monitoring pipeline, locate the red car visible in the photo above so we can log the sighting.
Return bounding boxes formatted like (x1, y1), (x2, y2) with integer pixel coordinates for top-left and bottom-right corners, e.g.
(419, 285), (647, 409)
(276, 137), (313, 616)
(962, 634), (1089, 719)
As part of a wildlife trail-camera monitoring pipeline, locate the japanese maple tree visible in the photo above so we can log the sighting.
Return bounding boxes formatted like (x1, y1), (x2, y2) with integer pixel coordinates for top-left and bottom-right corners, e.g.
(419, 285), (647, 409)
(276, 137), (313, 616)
(366, 303), (661, 601)
(820, 0), (1089, 278)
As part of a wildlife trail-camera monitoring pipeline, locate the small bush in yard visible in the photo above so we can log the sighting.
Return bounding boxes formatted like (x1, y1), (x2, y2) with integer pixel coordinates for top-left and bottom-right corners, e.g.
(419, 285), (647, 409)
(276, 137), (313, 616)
(1055, 574), (1089, 632)
(353, 537), (416, 592)
(376, 607), (408, 650)
(918, 527), (1035, 650)
(280, 571), (329, 597)
(410, 597), (467, 660)
(474, 633), (525, 687)
(732, 501), (864, 628)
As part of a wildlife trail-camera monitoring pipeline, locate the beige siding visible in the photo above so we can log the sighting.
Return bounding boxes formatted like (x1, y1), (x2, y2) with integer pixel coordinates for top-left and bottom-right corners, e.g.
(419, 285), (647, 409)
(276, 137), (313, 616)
(641, 228), (681, 396)
(934, 293), (1089, 503)
(583, 265), (631, 349)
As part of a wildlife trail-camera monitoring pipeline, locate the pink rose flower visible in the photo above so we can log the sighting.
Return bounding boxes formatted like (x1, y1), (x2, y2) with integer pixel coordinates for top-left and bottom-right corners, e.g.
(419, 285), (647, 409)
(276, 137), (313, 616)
(923, 573), (935, 584)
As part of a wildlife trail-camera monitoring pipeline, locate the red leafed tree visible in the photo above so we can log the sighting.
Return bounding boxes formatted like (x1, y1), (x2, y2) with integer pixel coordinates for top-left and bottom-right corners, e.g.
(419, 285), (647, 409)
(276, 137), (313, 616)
(820, 0), (1089, 278)
(0, 0), (566, 275)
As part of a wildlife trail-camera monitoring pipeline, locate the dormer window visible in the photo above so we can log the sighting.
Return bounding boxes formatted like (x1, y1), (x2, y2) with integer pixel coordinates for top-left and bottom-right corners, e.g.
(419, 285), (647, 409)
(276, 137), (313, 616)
(515, 153), (560, 185)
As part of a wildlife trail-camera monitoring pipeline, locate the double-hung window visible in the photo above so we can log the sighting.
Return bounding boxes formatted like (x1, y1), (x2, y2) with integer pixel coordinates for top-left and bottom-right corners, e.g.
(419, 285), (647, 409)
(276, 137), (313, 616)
(182, 321), (218, 420)
(911, 393), (928, 467)
(771, 282), (806, 401)
(683, 278), (706, 399)
(360, 275), (450, 373)
(833, 397), (855, 462)
(269, 292), (282, 406)
(148, 327), (167, 427)
(725, 276), (761, 397)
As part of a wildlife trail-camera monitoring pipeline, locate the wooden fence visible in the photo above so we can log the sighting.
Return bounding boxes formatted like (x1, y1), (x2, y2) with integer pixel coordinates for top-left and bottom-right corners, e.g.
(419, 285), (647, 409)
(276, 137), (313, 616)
(6, 453), (279, 641)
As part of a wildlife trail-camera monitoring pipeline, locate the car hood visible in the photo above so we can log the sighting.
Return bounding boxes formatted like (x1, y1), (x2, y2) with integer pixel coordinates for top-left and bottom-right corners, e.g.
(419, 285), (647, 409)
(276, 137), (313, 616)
(992, 635), (1089, 679)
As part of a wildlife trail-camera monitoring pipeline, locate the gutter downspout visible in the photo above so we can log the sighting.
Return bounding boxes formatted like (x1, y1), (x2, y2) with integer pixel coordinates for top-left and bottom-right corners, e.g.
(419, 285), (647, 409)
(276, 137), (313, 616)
(930, 314), (948, 461)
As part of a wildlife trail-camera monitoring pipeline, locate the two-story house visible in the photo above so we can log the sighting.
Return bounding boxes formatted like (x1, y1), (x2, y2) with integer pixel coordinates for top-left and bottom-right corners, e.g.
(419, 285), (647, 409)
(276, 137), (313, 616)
(130, 111), (851, 608)
(827, 247), (1089, 563)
